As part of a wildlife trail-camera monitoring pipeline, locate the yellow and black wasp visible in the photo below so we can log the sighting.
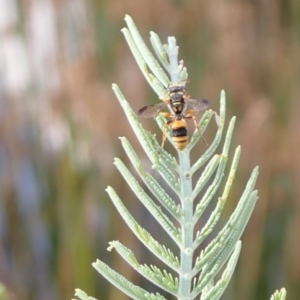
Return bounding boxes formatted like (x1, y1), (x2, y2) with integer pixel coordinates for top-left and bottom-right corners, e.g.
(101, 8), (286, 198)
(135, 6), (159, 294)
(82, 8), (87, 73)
(138, 84), (209, 151)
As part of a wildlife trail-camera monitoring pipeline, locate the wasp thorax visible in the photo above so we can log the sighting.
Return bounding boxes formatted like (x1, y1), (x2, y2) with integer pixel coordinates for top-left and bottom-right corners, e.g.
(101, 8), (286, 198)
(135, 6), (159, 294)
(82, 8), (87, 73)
(170, 93), (184, 102)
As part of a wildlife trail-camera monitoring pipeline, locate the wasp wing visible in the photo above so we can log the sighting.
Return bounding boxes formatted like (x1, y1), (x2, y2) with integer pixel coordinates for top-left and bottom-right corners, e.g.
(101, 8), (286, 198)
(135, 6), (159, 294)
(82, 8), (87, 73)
(137, 101), (168, 118)
(186, 98), (209, 113)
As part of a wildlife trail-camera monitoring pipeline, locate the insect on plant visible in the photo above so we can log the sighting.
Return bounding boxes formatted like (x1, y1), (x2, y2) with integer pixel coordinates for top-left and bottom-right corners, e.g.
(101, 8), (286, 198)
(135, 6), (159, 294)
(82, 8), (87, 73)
(74, 15), (286, 300)
(138, 83), (209, 150)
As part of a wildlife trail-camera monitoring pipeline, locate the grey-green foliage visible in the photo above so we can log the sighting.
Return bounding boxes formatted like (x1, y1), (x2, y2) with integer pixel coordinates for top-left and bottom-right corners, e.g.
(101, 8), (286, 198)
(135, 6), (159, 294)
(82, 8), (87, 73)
(74, 15), (286, 300)
(270, 289), (287, 300)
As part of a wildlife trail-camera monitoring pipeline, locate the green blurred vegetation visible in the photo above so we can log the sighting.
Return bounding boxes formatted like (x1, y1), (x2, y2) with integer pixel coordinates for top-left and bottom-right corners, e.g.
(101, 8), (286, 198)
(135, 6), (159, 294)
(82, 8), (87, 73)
(0, 0), (299, 299)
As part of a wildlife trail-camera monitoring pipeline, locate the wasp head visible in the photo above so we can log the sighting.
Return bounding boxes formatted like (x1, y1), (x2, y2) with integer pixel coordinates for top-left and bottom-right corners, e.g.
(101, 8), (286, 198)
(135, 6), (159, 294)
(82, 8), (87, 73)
(167, 85), (186, 95)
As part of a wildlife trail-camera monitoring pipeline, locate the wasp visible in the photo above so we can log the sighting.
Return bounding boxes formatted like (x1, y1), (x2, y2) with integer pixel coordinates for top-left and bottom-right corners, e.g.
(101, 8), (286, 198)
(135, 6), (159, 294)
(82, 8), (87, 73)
(138, 84), (209, 151)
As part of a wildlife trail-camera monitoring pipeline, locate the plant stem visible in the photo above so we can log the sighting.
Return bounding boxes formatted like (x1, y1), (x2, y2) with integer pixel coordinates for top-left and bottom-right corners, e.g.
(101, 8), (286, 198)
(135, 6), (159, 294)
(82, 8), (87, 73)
(178, 149), (194, 299)
(166, 36), (194, 299)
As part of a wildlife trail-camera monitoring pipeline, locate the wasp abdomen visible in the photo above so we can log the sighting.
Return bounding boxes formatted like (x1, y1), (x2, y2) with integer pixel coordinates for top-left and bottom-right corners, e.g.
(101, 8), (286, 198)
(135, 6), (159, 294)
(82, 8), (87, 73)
(172, 126), (188, 137)
(172, 120), (188, 150)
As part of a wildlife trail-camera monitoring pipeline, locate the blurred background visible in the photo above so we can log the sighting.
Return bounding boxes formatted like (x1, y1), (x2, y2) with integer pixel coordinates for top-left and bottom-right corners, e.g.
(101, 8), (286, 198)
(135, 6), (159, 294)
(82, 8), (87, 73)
(0, 0), (299, 299)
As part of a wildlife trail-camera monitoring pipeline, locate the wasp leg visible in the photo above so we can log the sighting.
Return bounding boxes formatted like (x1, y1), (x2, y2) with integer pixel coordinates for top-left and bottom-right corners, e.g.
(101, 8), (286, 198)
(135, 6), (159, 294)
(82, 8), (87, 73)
(161, 120), (173, 149)
(184, 110), (199, 131)
(160, 112), (173, 118)
(156, 112), (173, 152)
(183, 94), (190, 101)
(185, 110), (208, 146)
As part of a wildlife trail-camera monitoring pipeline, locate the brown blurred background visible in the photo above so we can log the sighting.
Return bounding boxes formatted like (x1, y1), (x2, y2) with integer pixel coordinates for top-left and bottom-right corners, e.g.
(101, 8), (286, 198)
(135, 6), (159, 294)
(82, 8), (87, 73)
(0, 0), (299, 299)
